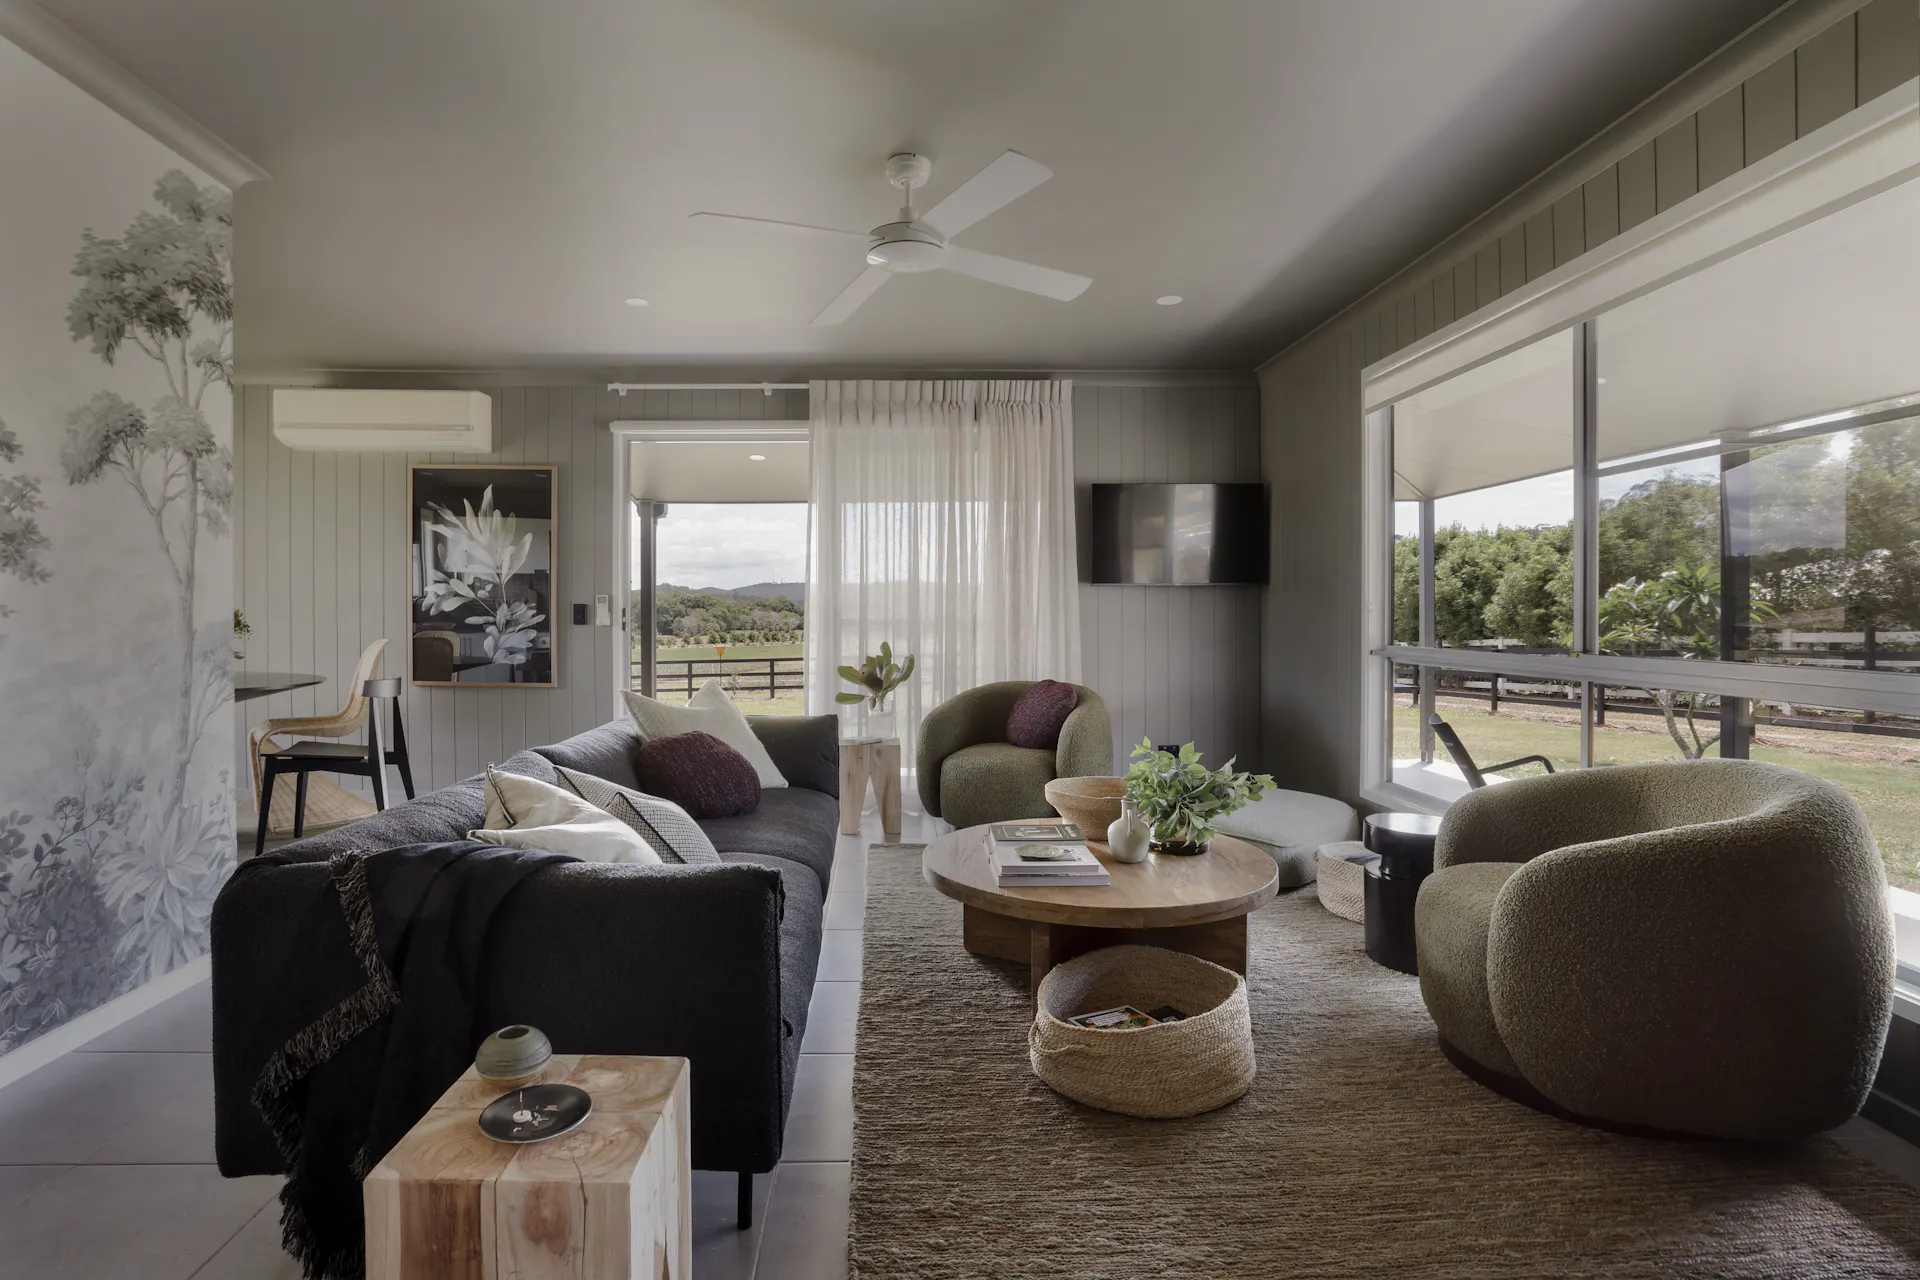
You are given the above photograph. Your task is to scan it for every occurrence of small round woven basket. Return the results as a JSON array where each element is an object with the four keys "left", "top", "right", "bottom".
[
  {"left": 1029, "top": 945, "right": 1255, "bottom": 1118},
  {"left": 1315, "top": 840, "right": 1371, "bottom": 923}
]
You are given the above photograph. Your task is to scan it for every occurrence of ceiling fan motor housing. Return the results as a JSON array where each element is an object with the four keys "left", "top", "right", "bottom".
[{"left": 866, "top": 221, "right": 946, "bottom": 272}]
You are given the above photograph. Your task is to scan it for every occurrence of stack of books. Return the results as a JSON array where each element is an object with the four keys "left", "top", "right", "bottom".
[{"left": 987, "top": 821, "right": 1110, "bottom": 888}]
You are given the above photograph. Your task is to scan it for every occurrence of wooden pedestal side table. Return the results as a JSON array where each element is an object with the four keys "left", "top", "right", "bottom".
[
  {"left": 365, "top": 1055, "right": 690, "bottom": 1280},
  {"left": 839, "top": 738, "right": 902, "bottom": 836}
]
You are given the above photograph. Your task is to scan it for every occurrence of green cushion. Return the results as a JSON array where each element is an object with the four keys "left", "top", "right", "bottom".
[
  {"left": 1415, "top": 862, "right": 1525, "bottom": 1079},
  {"left": 940, "top": 742, "right": 1058, "bottom": 830}
]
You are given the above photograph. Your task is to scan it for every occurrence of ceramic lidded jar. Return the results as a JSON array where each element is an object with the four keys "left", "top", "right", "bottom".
[
  {"left": 476, "top": 1024, "right": 553, "bottom": 1089},
  {"left": 1106, "top": 796, "right": 1152, "bottom": 864}
]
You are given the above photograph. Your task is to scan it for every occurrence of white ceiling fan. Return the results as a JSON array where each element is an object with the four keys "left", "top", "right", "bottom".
[{"left": 690, "top": 151, "right": 1092, "bottom": 326}]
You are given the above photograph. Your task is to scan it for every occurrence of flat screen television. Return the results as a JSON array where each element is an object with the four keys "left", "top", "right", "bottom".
[{"left": 1086, "top": 483, "right": 1268, "bottom": 584}]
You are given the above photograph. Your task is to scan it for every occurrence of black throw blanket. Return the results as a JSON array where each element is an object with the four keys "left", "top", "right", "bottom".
[{"left": 232, "top": 840, "right": 575, "bottom": 1280}]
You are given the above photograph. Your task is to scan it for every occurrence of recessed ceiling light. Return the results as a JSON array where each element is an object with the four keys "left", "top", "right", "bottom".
[
  {"left": 1156, "top": 295, "right": 1183, "bottom": 306},
  {"left": 623, "top": 297, "right": 650, "bottom": 307},
  {"left": 748, "top": 453, "right": 767, "bottom": 462}
]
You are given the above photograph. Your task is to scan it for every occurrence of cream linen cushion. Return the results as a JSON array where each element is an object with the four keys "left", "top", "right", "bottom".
[
  {"left": 470, "top": 767, "right": 662, "bottom": 864},
  {"left": 619, "top": 678, "right": 788, "bottom": 789}
]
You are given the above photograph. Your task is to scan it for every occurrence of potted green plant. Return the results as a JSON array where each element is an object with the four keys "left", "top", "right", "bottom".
[
  {"left": 232, "top": 609, "right": 251, "bottom": 663},
  {"left": 1123, "top": 739, "right": 1273, "bottom": 856},
  {"left": 835, "top": 642, "right": 915, "bottom": 739}
]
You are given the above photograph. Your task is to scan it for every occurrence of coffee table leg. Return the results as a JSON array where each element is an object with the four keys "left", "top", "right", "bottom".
[
  {"left": 961, "top": 905, "right": 1029, "bottom": 965},
  {"left": 837, "top": 744, "right": 867, "bottom": 836}
]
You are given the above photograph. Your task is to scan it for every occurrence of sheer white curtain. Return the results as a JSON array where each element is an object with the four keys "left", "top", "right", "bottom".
[{"left": 805, "top": 379, "right": 1081, "bottom": 772}]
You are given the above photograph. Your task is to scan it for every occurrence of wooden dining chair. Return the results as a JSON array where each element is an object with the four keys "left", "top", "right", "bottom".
[
  {"left": 249, "top": 638, "right": 401, "bottom": 833},
  {"left": 254, "top": 677, "right": 413, "bottom": 857}
]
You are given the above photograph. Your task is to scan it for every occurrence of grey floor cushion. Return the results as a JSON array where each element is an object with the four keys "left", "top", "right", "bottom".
[{"left": 1212, "top": 789, "right": 1361, "bottom": 888}]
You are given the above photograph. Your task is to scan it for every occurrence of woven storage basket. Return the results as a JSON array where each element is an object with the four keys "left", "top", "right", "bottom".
[
  {"left": 1315, "top": 840, "right": 1373, "bottom": 923},
  {"left": 1029, "top": 945, "right": 1255, "bottom": 1118}
]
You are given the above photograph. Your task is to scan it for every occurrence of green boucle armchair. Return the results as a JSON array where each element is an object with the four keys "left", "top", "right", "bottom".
[
  {"left": 1415, "top": 759, "right": 1893, "bottom": 1141},
  {"left": 916, "top": 682, "right": 1113, "bottom": 830}
]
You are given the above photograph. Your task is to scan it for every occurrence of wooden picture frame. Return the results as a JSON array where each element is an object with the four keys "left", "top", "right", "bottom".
[{"left": 409, "top": 463, "right": 558, "bottom": 687}]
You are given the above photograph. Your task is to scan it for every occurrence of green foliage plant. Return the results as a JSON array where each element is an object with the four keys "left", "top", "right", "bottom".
[
  {"left": 1123, "top": 739, "right": 1274, "bottom": 851},
  {"left": 835, "top": 641, "right": 915, "bottom": 711}
]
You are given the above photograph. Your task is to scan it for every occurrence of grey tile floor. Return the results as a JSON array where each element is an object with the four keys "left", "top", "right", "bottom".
[
  {"left": 0, "top": 807, "right": 926, "bottom": 1279},
  {"left": 5, "top": 807, "right": 1919, "bottom": 1278}
]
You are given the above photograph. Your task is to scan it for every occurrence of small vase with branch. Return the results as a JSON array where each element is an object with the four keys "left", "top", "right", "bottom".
[{"left": 836, "top": 642, "right": 915, "bottom": 740}]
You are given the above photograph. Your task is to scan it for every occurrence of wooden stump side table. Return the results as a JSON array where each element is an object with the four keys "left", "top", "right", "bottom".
[
  {"left": 838, "top": 738, "right": 902, "bottom": 836},
  {"left": 365, "top": 1055, "right": 690, "bottom": 1280}
]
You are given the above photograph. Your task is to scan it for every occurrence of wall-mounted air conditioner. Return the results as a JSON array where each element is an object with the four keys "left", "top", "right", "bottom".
[{"left": 271, "top": 389, "right": 493, "bottom": 453}]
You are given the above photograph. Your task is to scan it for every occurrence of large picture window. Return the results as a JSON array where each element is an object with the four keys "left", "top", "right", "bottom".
[{"left": 1369, "top": 171, "right": 1920, "bottom": 902}]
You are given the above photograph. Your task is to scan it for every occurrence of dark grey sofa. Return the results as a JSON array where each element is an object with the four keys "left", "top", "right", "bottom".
[{"left": 211, "top": 713, "right": 840, "bottom": 1215}]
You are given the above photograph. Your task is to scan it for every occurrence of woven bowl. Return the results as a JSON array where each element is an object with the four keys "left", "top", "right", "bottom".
[
  {"left": 1043, "top": 776, "right": 1128, "bottom": 843},
  {"left": 1030, "top": 945, "right": 1255, "bottom": 1118}
]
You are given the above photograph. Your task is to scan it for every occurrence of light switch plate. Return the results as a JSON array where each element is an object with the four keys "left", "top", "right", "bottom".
[{"left": 594, "top": 594, "right": 610, "bottom": 626}]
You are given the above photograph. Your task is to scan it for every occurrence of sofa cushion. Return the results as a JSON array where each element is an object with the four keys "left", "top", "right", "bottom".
[
  {"left": 622, "top": 682, "right": 788, "bottom": 789},
  {"left": 635, "top": 731, "right": 761, "bottom": 819},
  {"left": 553, "top": 766, "right": 722, "bottom": 865},
  {"left": 1414, "top": 861, "right": 1526, "bottom": 1078},
  {"left": 472, "top": 767, "right": 662, "bottom": 864},
  {"left": 940, "top": 742, "right": 1057, "bottom": 831},
  {"left": 533, "top": 722, "right": 645, "bottom": 791},
  {"left": 1006, "top": 679, "right": 1078, "bottom": 749},
  {"left": 746, "top": 715, "right": 840, "bottom": 797},
  {"left": 1211, "top": 788, "right": 1362, "bottom": 888},
  {"left": 699, "top": 788, "right": 840, "bottom": 895}
]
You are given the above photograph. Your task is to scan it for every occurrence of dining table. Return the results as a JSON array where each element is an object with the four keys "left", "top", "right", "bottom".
[{"left": 233, "top": 671, "right": 327, "bottom": 703}]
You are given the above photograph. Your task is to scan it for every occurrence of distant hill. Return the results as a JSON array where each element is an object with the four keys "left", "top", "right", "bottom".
[{"left": 661, "top": 581, "right": 805, "bottom": 606}]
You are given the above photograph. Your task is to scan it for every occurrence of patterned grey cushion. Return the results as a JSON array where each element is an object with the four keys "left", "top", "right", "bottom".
[{"left": 553, "top": 765, "right": 722, "bottom": 865}]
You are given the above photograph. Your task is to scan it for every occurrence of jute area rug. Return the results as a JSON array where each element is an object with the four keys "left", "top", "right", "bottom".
[{"left": 851, "top": 844, "right": 1920, "bottom": 1279}]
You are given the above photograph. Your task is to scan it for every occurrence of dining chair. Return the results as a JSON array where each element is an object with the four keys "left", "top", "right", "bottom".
[
  {"left": 254, "top": 677, "right": 413, "bottom": 857},
  {"left": 249, "top": 638, "right": 402, "bottom": 833}
]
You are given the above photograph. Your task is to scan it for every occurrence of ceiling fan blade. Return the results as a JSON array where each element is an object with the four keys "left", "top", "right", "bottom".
[
  {"left": 812, "top": 266, "right": 891, "bottom": 326},
  {"left": 919, "top": 150, "right": 1053, "bottom": 239},
  {"left": 942, "top": 247, "right": 1091, "bottom": 302},
  {"left": 689, "top": 211, "right": 869, "bottom": 242}
]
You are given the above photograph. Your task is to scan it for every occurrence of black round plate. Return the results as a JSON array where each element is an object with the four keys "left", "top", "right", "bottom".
[{"left": 477, "top": 1083, "right": 593, "bottom": 1143}]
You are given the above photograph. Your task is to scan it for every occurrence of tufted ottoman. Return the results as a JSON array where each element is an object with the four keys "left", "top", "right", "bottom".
[{"left": 1211, "top": 789, "right": 1361, "bottom": 888}]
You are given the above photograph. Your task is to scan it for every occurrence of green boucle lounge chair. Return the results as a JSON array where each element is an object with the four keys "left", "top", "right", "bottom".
[{"left": 1416, "top": 758, "right": 1894, "bottom": 1141}]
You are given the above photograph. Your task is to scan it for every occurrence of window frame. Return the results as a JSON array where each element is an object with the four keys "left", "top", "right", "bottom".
[{"left": 1357, "top": 81, "right": 1920, "bottom": 810}]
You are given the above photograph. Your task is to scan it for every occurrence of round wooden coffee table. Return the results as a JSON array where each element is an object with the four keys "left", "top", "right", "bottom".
[{"left": 923, "top": 823, "right": 1279, "bottom": 994}]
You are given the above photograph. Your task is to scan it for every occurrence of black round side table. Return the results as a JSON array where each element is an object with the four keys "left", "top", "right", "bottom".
[{"left": 1362, "top": 812, "right": 1442, "bottom": 975}]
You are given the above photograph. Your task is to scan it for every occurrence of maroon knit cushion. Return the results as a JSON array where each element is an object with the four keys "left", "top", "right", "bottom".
[
  {"left": 1006, "top": 680, "right": 1079, "bottom": 750},
  {"left": 631, "top": 731, "right": 761, "bottom": 819}
]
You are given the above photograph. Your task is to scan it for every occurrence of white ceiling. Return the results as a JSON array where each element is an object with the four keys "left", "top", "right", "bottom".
[
  {"left": 630, "top": 439, "right": 811, "bottom": 503},
  {"left": 38, "top": 0, "right": 1778, "bottom": 375}
]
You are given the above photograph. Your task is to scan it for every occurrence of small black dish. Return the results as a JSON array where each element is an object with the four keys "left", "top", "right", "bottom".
[{"left": 477, "top": 1083, "right": 593, "bottom": 1143}]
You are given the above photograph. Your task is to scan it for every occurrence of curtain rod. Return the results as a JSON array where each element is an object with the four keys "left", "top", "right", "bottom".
[{"left": 607, "top": 382, "right": 808, "bottom": 396}]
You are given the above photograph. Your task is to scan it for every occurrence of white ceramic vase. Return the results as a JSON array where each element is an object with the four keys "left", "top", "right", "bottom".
[{"left": 1106, "top": 796, "right": 1152, "bottom": 864}]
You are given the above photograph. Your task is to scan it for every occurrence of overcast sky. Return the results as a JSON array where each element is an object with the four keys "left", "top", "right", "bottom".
[{"left": 640, "top": 502, "right": 809, "bottom": 588}]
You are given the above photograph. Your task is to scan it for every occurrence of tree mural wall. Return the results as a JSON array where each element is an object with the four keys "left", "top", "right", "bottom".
[{"left": 0, "top": 29, "right": 235, "bottom": 1061}]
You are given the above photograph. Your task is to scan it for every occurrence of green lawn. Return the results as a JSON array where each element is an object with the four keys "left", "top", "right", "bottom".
[{"left": 1396, "top": 695, "right": 1920, "bottom": 890}]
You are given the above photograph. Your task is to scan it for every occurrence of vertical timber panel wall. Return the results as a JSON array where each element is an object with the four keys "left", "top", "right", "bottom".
[
  {"left": 1258, "top": 0, "right": 1920, "bottom": 803},
  {"left": 1074, "top": 383, "right": 1264, "bottom": 770},
  {"left": 232, "top": 383, "right": 809, "bottom": 796}
]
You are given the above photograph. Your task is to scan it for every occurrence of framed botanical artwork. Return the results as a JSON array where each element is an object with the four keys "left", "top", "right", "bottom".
[{"left": 409, "top": 464, "right": 558, "bottom": 687}]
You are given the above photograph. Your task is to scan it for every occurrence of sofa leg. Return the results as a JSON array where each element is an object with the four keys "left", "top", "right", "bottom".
[{"left": 737, "top": 1170, "right": 753, "bottom": 1230}]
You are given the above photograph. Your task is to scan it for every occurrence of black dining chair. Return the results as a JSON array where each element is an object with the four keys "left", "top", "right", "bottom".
[
  {"left": 253, "top": 677, "right": 414, "bottom": 856},
  {"left": 1427, "top": 714, "right": 1556, "bottom": 790}
]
